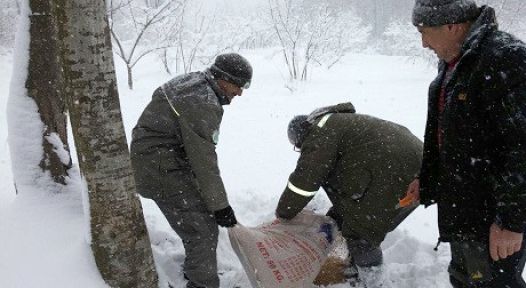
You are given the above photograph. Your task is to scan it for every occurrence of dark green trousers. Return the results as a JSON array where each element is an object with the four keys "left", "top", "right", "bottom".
[
  {"left": 131, "top": 149, "right": 220, "bottom": 288},
  {"left": 158, "top": 202, "right": 219, "bottom": 288}
]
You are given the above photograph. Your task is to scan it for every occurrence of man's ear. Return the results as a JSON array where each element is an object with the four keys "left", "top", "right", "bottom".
[{"left": 449, "top": 23, "right": 466, "bottom": 35}]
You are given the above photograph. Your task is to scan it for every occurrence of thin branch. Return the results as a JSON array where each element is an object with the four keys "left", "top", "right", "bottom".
[
  {"left": 110, "top": 28, "right": 127, "bottom": 63},
  {"left": 130, "top": 45, "right": 176, "bottom": 67}
]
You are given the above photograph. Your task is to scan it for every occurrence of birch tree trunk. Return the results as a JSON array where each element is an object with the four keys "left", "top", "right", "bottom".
[
  {"left": 55, "top": 0, "right": 158, "bottom": 286},
  {"left": 27, "top": 0, "right": 70, "bottom": 185}
]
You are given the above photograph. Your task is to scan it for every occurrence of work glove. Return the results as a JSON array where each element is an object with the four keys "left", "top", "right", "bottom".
[
  {"left": 326, "top": 206, "right": 343, "bottom": 231},
  {"left": 214, "top": 206, "right": 237, "bottom": 227}
]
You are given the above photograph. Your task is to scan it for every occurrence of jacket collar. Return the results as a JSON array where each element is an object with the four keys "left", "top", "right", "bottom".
[
  {"left": 434, "top": 6, "right": 497, "bottom": 85},
  {"left": 435, "top": 6, "right": 497, "bottom": 70},
  {"left": 461, "top": 6, "right": 498, "bottom": 57},
  {"left": 306, "top": 102, "right": 356, "bottom": 124},
  {"left": 204, "top": 69, "right": 230, "bottom": 105}
]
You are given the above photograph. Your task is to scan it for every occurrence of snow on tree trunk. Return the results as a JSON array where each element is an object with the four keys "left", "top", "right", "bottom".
[
  {"left": 7, "top": 0, "right": 70, "bottom": 193},
  {"left": 55, "top": 0, "right": 158, "bottom": 287},
  {"left": 28, "top": 0, "right": 70, "bottom": 185}
]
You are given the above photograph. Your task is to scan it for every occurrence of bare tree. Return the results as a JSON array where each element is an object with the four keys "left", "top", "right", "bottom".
[
  {"left": 154, "top": 0, "right": 216, "bottom": 74},
  {"left": 155, "top": 0, "right": 274, "bottom": 76},
  {"left": 176, "top": 4, "right": 214, "bottom": 73},
  {"left": 55, "top": 0, "right": 158, "bottom": 286},
  {"left": 153, "top": 0, "right": 274, "bottom": 76},
  {"left": 268, "top": 0, "right": 368, "bottom": 81},
  {"left": 109, "top": 0, "right": 181, "bottom": 89}
]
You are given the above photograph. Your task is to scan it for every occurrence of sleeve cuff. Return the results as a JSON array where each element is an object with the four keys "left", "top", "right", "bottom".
[
  {"left": 276, "top": 186, "right": 313, "bottom": 219},
  {"left": 497, "top": 214, "right": 526, "bottom": 233}
]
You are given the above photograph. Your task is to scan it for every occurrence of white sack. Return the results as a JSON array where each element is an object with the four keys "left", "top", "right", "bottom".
[{"left": 228, "top": 211, "right": 337, "bottom": 288}]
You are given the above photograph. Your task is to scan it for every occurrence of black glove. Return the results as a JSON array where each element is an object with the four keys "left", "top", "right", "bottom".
[
  {"left": 326, "top": 206, "right": 343, "bottom": 231},
  {"left": 214, "top": 206, "right": 237, "bottom": 227}
]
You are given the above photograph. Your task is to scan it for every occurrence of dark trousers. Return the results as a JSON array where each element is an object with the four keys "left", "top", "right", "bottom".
[
  {"left": 157, "top": 202, "right": 220, "bottom": 288},
  {"left": 326, "top": 207, "right": 384, "bottom": 267},
  {"left": 132, "top": 150, "right": 219, "bottom": 287},
  {"left": 448, "top": 238, "right": 526, "bottom": 288},
  {"left": 347, "top": 238, "right": 383, "bottom": 267}
]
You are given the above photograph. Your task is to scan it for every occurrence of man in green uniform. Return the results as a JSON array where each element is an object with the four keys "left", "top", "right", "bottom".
[
  {"left": 130, "top": 53, "right": 252, "bottom": 288},
  {"left": 276, "top": 103, "right": 422, "bottom": 285}
]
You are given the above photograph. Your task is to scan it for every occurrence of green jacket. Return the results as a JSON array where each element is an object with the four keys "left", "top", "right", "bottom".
[
  {"left": 130, "top": 71, "right": 230, "bottom": 212},
  {"left": 276, "top": 103, "right": 423, "bottom": 246}
]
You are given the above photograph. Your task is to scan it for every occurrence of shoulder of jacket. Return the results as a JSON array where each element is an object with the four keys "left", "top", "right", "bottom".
[
  {"left": 164, "top": 73, "right": 220, "bottom": 106},
  {"left": 313, "top": 113, "right": 334, "bottom": 128},
  {"left": 313, "top": 112, "right": 370, "bottom": 129},
  {"left": 482, "top": 31, "right": 526, "bottom": 58}
]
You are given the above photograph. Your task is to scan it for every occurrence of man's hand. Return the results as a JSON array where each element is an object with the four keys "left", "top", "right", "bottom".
[
  {"left": 214, "top": 206, "right": 237, "bottom": 228},
  {"left": 489, "top": 223, "right": 523, "bottom": 261}
]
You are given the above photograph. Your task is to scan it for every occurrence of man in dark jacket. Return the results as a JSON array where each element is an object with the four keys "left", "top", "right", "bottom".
[
  {"left": 405, "top": 1, "right": 526, "bottom": 287},
  {"left": 130, "top": 53, "right": 252, "bottom": 288},
  {"left": 275, "top": 103, "right": 423, "bottom": 285}
]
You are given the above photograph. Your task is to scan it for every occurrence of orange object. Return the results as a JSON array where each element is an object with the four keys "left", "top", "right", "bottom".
[{"left": 398, "top": 194, "right": 415, "bottom": 208}]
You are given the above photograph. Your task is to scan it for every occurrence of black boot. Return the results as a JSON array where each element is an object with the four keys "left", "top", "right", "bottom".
[{"left": 345, "top": 263, "right": 364, "bottom": 287}]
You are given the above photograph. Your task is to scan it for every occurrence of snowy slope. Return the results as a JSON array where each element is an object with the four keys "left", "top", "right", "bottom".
[{"left": 0, "top": 49, "right": 499, "bottom": 287}]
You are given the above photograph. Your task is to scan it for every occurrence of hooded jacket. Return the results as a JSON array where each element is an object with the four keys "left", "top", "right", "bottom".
[
  {"left": 419, "top": 6, "right": 526, "bottom": 242},
  {"left": 276, "top": 103, "right": 423, "bottom": 246},
  {"left": 130, "top": 71, "right": 230, "bottom": 212}
]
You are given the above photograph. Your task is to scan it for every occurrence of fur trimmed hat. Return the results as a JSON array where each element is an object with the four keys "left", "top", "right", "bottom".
[
  {"left": 209, "top": 53, "right": 253, "bottom": 89},
  {"left": 412, "top": 0, "right": 480, "bottom": 27},
  {"left": 287, "top": 115, "right": 311, "bottom": 149}
]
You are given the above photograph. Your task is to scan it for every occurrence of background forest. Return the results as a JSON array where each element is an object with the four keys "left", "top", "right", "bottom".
[{"left": 1, "top": 0, "right": 524, "bottom": 83}]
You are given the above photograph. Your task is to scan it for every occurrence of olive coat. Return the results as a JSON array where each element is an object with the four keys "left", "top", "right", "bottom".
[{"left": 277, "top": 103, "right": 423, "bottom": 246}]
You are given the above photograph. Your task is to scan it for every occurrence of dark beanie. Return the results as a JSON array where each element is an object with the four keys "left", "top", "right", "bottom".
[
  {"left": 287, "top": 115, "right": 311, "bottom": 149},
  {"left": 412, "top": 0, "right": 480, "bottom": 27},
  {"left": 209, "top": 53, "right": 253, "bottom": 89}
]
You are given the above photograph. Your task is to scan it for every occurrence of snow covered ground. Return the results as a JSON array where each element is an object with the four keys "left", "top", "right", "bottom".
[{"left": 0, "top": 49, "right": 496, "bottom": 287}]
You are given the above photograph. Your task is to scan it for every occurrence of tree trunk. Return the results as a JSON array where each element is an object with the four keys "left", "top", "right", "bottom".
[
  {"left": 162, "top": 49, "right": 171, "bottom": 75},
  {"left": 176, "top": 46, "right": 182, "bottom": 73},
  {"left": 28, "top": 0, "right": 70, "bottom": 185},
  {"left": 127, "top": 64, "right": 134, "bottom": 90},
  {"left": 55, "top": 0, "right": 158, "bottom": 287}
]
